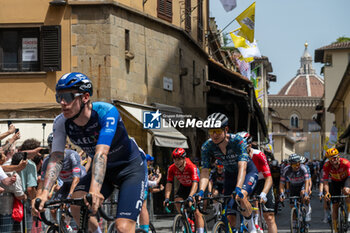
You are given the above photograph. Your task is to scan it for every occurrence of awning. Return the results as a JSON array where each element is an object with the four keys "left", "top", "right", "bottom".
[{"left": 117, "top": 104, "right": 188, "bottom": 148}]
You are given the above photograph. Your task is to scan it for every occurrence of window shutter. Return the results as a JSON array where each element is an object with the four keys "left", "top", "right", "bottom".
[
  {"left": 40, "top": 25, "right": 61, "bottom": 71},
  {"left": 158, "top": 0, "right": 172, "bottom": 22},
  {"left": 197, "top": 0, "right": 203, "bottom": 43},
  {"left": 185, "top": 0, "right": 191, "bottom": 32}
]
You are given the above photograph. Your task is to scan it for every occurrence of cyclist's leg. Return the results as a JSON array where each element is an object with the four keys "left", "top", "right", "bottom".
[
  {"left": 114, "top": 155, "right": 147, "bottom": 233},
  {"left": 194, "top": 209, "right": 205, "bottom": 232},
  {"left": 174, "top": 184, "right": 188, "bottom": 213},
  {"left": 224, "top": 171, "right": 237, "bottom": 229},
  {"left": 262, "top": 186, "right": 277, "bottom": 233},
  {"left": 240, "top": 170, "right": 258, "bottom": 232},
  {"left": 139, "top": 198, "right": 149, "bottom": 232},
  {"left": 330, "top": 180, "right": 342, "bottom": 230},
  {"left": 342, "top": 177, "right": 350, "bottom": 222}
]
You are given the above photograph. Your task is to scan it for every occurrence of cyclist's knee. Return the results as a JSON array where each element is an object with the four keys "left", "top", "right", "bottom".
[
  {"left": 115, "top": 218, "right": 136, "bottom": 233},
  {"left": 263, "top": 212, "right": 275, "bottom": 223}
]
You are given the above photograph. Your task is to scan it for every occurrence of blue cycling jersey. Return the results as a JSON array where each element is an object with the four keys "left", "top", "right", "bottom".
[
  {"left": 52, "top": 102, "right": 140, "bottom": 167},
  {"left": 201, "top": 133, "right": 255, "bottom": 173}
]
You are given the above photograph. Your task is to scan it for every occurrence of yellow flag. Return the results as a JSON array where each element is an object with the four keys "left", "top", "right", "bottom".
[
  {"left": 229, "top": 29, "right": 248, "bottom": 48},
  {"left": 236, "top": 2, "right": 255, "bottom": 43}
]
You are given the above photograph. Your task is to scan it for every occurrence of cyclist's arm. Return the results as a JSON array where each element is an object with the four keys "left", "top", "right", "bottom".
[
  {"left": 69, "top": 177, "right": 80, "bottom": 197},
  {"left": 41, "top": 151, "right": 64, "bottom": 197},
  {"left": 279, "top": 181, "right": 285, "bottom": 195},
  {"left": 324, "top": 180, "right": 330, "bottom": 194},
  {"left": 189, "top": 181, "right": 198, "bottom": 197},
  {"left": 89, "top": 144, "right": 109, "bottom": 194},
  {"left": 198, "top": 168, "right": 209, "bottom": 192},
  {"left": 262, "top": 175, "right": 273, "bottom": 194},
  {"left": 164, "top": 182, "right": 172, "bottom": 199},
  {"left": 236, "top": 161, "right": 247, "bottom": 189},
  {"left": 208, "top": 179, "right": 213, "bottom": 193}
]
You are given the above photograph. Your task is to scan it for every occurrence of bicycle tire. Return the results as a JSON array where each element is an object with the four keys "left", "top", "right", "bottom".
[
  {"left": 44, "top": 225, "right": 59, "bottom": 233},
  {"left": 338, "top": 205, "right": 346, "bottom": 233},
  {"left": 301, "top": 206, "right": 308, "bottom": 233},
  {"left": 149, "top": 222, "right": 157, "bottom": 233},
  {"left": 290, "top": 207, "right": 299, "bottom": 233},
  {"left": 211, "top": 221, "right": 226, "bottom": 233},
  {"left": 107, "top": 221, "right": 116, "bottom": 233},
  {"left": 172, "top": 214, "right": 190, "bottom": 233}
]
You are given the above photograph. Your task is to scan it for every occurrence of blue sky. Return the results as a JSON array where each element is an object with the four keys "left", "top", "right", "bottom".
[{"left": 209, "top": 0, "right": 350, "bottom": 94}]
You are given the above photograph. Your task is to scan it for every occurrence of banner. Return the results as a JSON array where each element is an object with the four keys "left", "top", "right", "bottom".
[{"left": 236, "top": 2, "right": 255, "bottom": 42}]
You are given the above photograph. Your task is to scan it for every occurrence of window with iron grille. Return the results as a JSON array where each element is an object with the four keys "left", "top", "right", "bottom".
[
  {"left": 197, "top": 0, "right": 203, "bottom": 43},
  {"left": 185, "top": 0, "right": 191, "bottom": 32},
  {"left": 158, "top": 0, "right": 172, "bottom": 22},
  {"left": 0, "top": 25, "right": 61, "bottom": 72}
]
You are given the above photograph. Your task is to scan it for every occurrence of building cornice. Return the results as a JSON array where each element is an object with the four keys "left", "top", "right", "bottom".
[{"left": 268, "top": 95, "right": 322, "bottom": 108}]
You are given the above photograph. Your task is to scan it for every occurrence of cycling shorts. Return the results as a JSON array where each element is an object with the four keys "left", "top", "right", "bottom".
[
  {"left": 175, "top": 184, "right": 192, "bottom": 200},
  {"left": 213, "top": 183, "right": 224, "bottom": 195},
  {"left": 289, "top": 184, "right": 305, "bottom": 205},
  {"left": 251, "top": 179, "right": 275, "bottom": 212},
  {"left": 330, "top": 179, "right": 346, "bottom": 204},
  {"left": 224, "top": 170, "right": 258, "bottom": 215},
  {"left": 74, "top": 154, "right": 147, "bottom": 221},
  {"left": 53, "top": 182, "right": 72, "bottom": 200}
]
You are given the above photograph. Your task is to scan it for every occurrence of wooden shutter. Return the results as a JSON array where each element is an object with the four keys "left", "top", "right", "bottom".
[
  {"left": 197, "top": 0, "right": 203, "bottom": 43},
  {"left": 158, "top": 0, "right": 172, "bottom": 22},
  {"left": 40, "top": 25, "right": 61, "bottom": 71},
  {"left": 185, "top": 0, "right": 191, "bottom": 32}
]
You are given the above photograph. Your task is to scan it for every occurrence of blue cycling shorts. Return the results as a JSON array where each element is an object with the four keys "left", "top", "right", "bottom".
[{"left": 74, "top": 153, "right": 147, "bottom": 221}]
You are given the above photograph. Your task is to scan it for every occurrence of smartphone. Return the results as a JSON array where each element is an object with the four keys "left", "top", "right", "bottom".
[
  {"left": 15, "top": 128, "right": 19, "bottom": 133},
  {"left": 23, "top": 152, "right": 27, "bottom": 160},
  {"left": 7, "top": 121, "right": 12, "bottom": 126},
  {"left": 39, "top": 148, "right": 50, "bottom": 154}
]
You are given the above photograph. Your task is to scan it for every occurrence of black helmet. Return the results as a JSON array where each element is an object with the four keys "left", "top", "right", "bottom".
[
  {"left": 271, "top": 160, "right": 278, "bottom": 167},
  {"left": 47, "top": 132, "right": 53, "bottom": 145},
  {"left": 289, "top": 153, "right": 301, "bottom": 164},
  {"left": 206, "top": 112, "right": 228, "bottom": 128}
]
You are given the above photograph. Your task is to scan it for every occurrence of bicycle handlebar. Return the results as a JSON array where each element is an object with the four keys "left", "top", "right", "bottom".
[{"left": 165, "top": 199, "right": 196, "bottom": 214}]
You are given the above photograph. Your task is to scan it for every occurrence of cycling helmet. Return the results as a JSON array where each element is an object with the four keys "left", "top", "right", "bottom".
[
  {"left": 47, "top": 132, "right": 53, "bottom": 145},
  {"left": 172, "top": 148, "right": 186, "bottom": 159},
  {"left": 236, "top": 131, "right": 252, "bottom": 144},
  {"left": 271, "top": 160, "right": 278, "bottom": 167},
  {"left": 325, "top": 148, "right": 339, "bottom": 159},
  {"left": 300, "top": 156, "right": 307, "bottom": 164},
  {"left": 56, "top": 72, "right": 93, "bottom": 96},
  {"left": 288, "top": 153, "right": 301, "bottom": 164},
  {"left": 206, "top": 112, "right": 228, "bottom": 128},
  {"left": 264, "top": 144, "right": 273, "bottom": 154}
]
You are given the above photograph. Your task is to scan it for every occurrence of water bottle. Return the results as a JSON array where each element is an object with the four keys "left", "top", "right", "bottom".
[
  {"left": 65, "top": 224, "right": 73, "bottom": 233},
  {"left": 188, "top": 218, "right": 195, "bottom": 232}
]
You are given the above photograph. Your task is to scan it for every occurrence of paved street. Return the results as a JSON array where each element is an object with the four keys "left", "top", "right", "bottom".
[{"left": 152, "top": 190, "right": 332, "bottom": 232}]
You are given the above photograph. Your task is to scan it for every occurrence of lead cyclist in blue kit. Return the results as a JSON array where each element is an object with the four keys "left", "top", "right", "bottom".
[
  {"left": 197, "top": 113, "right": 259, "bottom": 233},
  {"left": 33, "top": 72, "right": 147, "bottom": 233}
]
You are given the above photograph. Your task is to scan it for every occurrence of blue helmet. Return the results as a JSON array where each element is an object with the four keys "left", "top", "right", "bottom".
[{"left": 56, "top": 72, "right": 93, "bottom": 96}]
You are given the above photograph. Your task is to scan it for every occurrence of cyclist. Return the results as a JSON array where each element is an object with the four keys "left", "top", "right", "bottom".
[
  {"left": 209, "top": 160, "right": 225, "bottom": 197},
  {"left": 197, "top": 113, "right": 259, "bottom": 233},
  {"left": 238, "top": 132, "right": 277, "bottom": 233},
  {"left": 323, "top": 148, "right": 350, "bottom": 231},
  {"left": 34, "top": 72, "right": 147, "bottom": 233},
  {"left": 163, "top": 148, "right": 204, "bottom": 233},
  {"left": 280, "top": 153, "right": 311, "bottom": 222}
]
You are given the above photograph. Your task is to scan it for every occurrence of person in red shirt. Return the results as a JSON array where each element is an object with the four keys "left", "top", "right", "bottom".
[
  {"left": 238, "top": 132, "right": 277, "bottom": 233},
  {"left": 164, "top": 148, "right": 204, "bottom": 233},
  {"left": 323, "top": 148, "right": 350, "bottom": 230}
]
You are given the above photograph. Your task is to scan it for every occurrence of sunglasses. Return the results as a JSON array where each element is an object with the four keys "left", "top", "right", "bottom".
[
  {"left": 217, "top": 165, "right": 224, "bottom": 168},
  {"left": 208, "top": 128, "right": 224, "bottom": 135},
  {"left": 330, "top": 156, "right": 339, "bottom": 161},
  {"left": 55, "top": 93, "right": 83, "bottom": 104},
  {"left": 291, "top": 163, "right": 300, "bottom": 168}
]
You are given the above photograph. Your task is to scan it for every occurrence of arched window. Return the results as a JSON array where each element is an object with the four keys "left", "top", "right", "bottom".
[{"left": 290, "top": 114, "right": 299, "bottom": 128}]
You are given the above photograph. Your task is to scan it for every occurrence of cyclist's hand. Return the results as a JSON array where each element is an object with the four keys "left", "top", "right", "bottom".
[
  {"left": 343, "top": 187, "right": 350, "bottom": 195},
  {"left": 164, "top": 198, "right": 170, "bottom": 207},
  {"left": 318, "top": 192, "right": 324, "bottom": 201},
  {"left": 324, "top": 192, "right": 331, "bottom": 202},
  {"left": 234, "top": 187, "right": 244, "bottom": 201},
  {"left": 33, "top": 194, "right": 49, "bottom": 215},
  {"left": 86, "top": 191, "right": 104, "bottom": 214},
  {"left": 207, "top": 192, "right": 212, "bottom": 197},
  {"left": 303, "top": 193, "right": 310, "bottom": 202},
  {"left": 31, "top": 199, "right": 40, "bottom": 217},
  {"left": 259, "top": 192, "right": 267, "bottom": 204},
  {"left": 279, "top": 192, "right": 285, "bottom": 202},
  {"left": 194, "top": 190, "right": 204, "bottom": 201},
  {"left": 187, "top": 196, "right": 194, "bottom": 207}
]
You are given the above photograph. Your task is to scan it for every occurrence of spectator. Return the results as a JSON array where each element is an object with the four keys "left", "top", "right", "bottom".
[
  {"left": 0, "top": 150, "right": 17, "bottom": 188},
  {"left": 0, "top": 151, "right": 26, "bottom": 233},
  {"left": 0, "top": 122, "right": 15, "bottom": 141}
]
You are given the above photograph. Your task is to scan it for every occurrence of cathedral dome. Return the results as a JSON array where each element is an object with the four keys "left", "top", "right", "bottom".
[{"left": 278, "top": 43, "right": 324, "bottom": 97}]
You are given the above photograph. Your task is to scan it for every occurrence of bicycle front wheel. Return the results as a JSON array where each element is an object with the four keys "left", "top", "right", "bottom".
[
  {"left": 338, "top": 205, "right": 346, "bottom": 233},
  {"left": 149, "top": 222, "right": 157, "bottom": 233},
  {"left": 44, "top": 225, "right": 59, "bottom": 233},
  {"left": 290, "top": 207, "right": 299, "bottom": 233},
  {"left": 211, "top": 221, "right": 226, "bottom": 233},
  {"left": 107, "top": 221, "right": 116, "bottom": 233},
  {"left": 172, "top": 214, "right": 190, "bottom": 233}
]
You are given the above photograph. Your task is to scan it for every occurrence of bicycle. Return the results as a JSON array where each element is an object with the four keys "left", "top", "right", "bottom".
[
  {"left": 288, "top": 196, "right": 309, "bottom": 233},
  {"left": 329, "top": 195, "right": 349, "bottom": 233},
  {"left": 165, "top": 199, "right": 208, "bottom": 233},
  {"left": 250, "top": 195, "right": 268, "bottom": 232}
]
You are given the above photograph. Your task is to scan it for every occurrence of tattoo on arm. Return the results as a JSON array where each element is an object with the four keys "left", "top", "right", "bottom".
[
  {"left": 43, "top": 153, "right": 64, "bottom": 191},
  {"left": 92, "top": 153, "right": 107, "bottom": 186}
]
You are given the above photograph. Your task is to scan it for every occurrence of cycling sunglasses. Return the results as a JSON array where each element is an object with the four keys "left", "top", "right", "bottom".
[
  {"left": 330, "top": 156, "right": 339, "bottom": 161},
  {"left": 208, "top": 128, "right": 224, "bottom": 135},
  {"left": 55, "top": 93, "right": 83, "bottom": 104},
  {"left": 291, "top": 162, "right": 300, "bottom": 168}
]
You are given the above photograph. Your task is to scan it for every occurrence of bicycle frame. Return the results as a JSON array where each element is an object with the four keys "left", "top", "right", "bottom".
[
  {"left": 289, "top": 196, "right": 308, "bottom": 233},
  {"left": 330, "top": 195, "right": 349, "bottom": 233}
]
